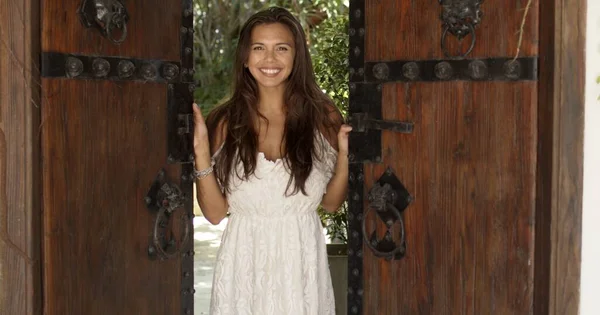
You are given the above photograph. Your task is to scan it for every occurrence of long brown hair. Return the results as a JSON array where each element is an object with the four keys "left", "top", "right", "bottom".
[{"left": 206, "top": 7, "right": 341, "bottom": 195}]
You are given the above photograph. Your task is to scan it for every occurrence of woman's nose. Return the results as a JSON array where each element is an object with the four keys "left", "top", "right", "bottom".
[{"left": 264, "top": 49, "right": 276, "bottom": 61}]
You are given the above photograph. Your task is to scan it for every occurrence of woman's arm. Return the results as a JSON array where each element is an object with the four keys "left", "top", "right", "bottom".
[
  {"left": 320, "top": 109, "right": 352, "bottom": 213},
  {"left": 192, "top": 103, "right": 228, "bottom": 225}
]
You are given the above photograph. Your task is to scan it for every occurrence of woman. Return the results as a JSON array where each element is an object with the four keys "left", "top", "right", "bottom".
[{"left": 191, "top": 7, "right": 351, "bottom": 315}]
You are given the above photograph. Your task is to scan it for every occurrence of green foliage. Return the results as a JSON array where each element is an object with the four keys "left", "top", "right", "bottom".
[
  {"left": 192, "top": 0, "right": 348, "bottom": 115},
  {"left": 311, "top": 13, "right": 349, "bottom": 115},
  {"left": 193, "top": 0, "right": 350, "bottom": 243},
  {"left": 311, "top": 13, "right": 349, "bottom": 244}
]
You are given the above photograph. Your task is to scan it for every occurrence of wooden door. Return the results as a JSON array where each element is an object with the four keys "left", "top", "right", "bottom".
[
  {"left": 347, "top": 1, "right": 544, "bottom": 314},
  {"left": 40, "top": 1, "right": 195, "bottom": 314}
]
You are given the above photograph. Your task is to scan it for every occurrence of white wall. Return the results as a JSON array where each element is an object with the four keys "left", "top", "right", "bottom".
[{"left": 581, "top": 1, "right": 599, "bottom": 314}]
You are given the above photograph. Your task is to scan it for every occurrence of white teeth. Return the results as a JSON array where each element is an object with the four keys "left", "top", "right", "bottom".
[{"left": 260, "top": 68, "right": 281, "bottom": 75}]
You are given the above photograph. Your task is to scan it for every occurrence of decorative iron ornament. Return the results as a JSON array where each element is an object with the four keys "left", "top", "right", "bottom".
[
  {"left": 362, "top": 168, "right": 412, "bottom": 260},
  {"left": 364, "top": 57, "right": 537, "bottom": 82},
  {"left": 439, "top": 0, "right": 484, "bottom": 58},
  {"left": 78, "top": 0, "right": 129, "bottom": 44},
  {"left": 145, "top": 169, "right": 191, "bottom": 261},
  {"left": 41, "top": 52, "right": 182, "bottom": 83}
]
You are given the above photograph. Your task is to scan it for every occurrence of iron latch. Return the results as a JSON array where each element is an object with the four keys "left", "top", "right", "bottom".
[
  {"left": 178, "top": 114, "right": 193, "bottom": 135},
  {"left": 349, "top": 112, "right": 414, "bottom": 134}
]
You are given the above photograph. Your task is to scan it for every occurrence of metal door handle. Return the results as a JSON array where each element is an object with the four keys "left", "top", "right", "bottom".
[
  {"left": 362, "top": 168, "right": 412, "bottom": 260},
  {"left": 145, "top": 169, "right": 191, "bottom": 260}
]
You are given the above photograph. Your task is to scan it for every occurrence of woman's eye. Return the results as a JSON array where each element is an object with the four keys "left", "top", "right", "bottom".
[
  {"left": 253, "top": 46, "right": 263, "bottom": 50},
  {"left": 277, "top": 47, "right": 288, "bottom": 51}
]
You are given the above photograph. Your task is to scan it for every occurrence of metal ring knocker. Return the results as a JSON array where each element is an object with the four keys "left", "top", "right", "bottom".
[
  {"left": 362, "top": 199, "right": 406, "bottom": 259},
  {"left": 105, "top": 17, "right": 128, "bottom": 45},
  {"left": 441, "top": 23, "right": 476, "bottom": 59},
  {"left": 438, "top": 0, "right": 484, "bottom": 59},
  {"left": 78, "top": 0, "right": 130, "bottom": 45},
  {"left": 151, "top": 182, "right": 191, "bottom": 260},
  {"left": 145, "top": 170, "right": 191, "bottom": 260},
  {"left": 361, "top": 173, "right": 412, "bottom": 261}
]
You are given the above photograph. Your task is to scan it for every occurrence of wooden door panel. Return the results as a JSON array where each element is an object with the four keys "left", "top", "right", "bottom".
[
  {"left": 364, "top": 0, "right": 538, "bottom": 60},
  {"left": 42, "top": 81, "right": 180, "bottom": 314},
  {"left": 42, "top": 1, "right": 181, "bottom": 60},
  {"left": 362, "top": 82, "right": 537, "bottom": 314},
  {"left": 41, "top": 1, "right": 194, "bottom": 314},
  {"left": 348, "top": 1, "right": 540, "bottom": 314}
]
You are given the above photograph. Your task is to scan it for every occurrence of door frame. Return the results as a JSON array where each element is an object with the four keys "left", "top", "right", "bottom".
[
  {"left": 534, "top": 0, "right": 585, "bottom": 314},
  {"left": 0, "top": 0, "right": 585, "bottom": 314}
]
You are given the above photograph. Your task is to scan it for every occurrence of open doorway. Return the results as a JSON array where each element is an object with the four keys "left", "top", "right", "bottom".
[{"left": 190, "top": 1, "right": 350, "bottom": 313}]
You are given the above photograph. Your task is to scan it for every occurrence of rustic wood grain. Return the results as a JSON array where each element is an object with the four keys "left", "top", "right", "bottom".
[
  {"left": 363, "top": 82, "right": 537, "bottom": 314},
  {"left": 0, "top": 0, "right": 42, "bottom": 314},
  {"left": 41, "top": 0, "right": 181, "bottom": 61},
  {"left": 365, "top": 0, "right": 539, "bottom": 61},
  {"left": 41, "top": 80, "right": 181, "bottom": 315},
  {"left": 40, "top": 0, "right": 185, "bottom": 313},
  {"left": 535, "top": 0, "right": 585, "bottom": 314},
  {"left": 360, "top": 1, "right": 541, "bottom": 314}
]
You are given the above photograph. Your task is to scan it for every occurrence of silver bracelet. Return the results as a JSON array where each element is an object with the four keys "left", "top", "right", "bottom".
[{"left": 192, "top": 159, "right": 215, "bottom": 180}]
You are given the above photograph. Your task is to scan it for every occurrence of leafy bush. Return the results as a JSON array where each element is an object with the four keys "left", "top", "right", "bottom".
[{"left": 311, "top": 13, "right": 349, "bottom": 244}]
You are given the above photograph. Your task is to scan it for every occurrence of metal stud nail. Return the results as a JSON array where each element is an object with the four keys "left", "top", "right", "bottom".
[
  {"left": 92, "top": 58, "right": 110, "bottom": 77},
  {"left": 65, "top": 57, "right": 84, "bottom": 78},
  {"left": 402, "top": 61, "right": 419, "bottom": 80},
  {"left": 117, "top": 60, "right": 135, "bottom": 78},
  {"left": 503, "top": 60, "right": 521, "bottom": 80},
  {"left": 373, "top": 63, "right": 389, "bottom": 80},
  {"left": 162, "top": 63, "right": 180, "bottom": 81},
  {"left": 468, "top": 60, "right": 488, "bottom": 80},
  {"left": 140, "top": 63, "right": 157, "bottom": 80},
  {"left": 434, "top": 61, "right": 453, "bottom": 80}
]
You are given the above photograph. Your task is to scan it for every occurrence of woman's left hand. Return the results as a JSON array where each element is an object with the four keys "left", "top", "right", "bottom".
[{"left": 337, "top": 124, "right": 352, "bottom": 155}]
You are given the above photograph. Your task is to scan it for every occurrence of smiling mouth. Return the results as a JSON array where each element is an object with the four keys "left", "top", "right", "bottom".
[{"left": 259, "top": 68, "right": 282, "bottom": 75}]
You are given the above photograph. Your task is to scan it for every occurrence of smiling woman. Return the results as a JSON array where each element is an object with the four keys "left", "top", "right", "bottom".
[
  {"left": 191, "top": 6, "right": 350, "bottom": 315},
  {"left": 246, "top": 23, "right": 295, "bottom": 91}
]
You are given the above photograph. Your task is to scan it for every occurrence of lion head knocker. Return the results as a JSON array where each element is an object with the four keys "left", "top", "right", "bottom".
[
  {"left": 78, "top": 0, "right": 129, "bottom": 45},
  {"left": 439, "top": 0, "right": 484, "bottom": 58}
]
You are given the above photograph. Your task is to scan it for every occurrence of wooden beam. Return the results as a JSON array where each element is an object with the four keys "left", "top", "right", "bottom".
[
  {"left": 535, "top": 0, "right": 586, "bottom": 314},
  {"left": 0, "top": 0, "right": 42, "bottom": 314}
]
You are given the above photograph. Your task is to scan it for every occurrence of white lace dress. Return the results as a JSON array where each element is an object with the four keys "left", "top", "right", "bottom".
[{"left": 209, "top": 134, "right": 337, "bottom": 315}]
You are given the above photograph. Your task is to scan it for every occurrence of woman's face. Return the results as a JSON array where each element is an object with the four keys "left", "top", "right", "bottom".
[{"left": 246, "top": 22, "right": 296, "bottom": 91}]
